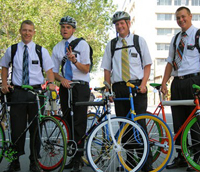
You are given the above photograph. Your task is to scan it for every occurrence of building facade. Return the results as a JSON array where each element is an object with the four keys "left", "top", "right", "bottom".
[{"left": 121, "top": 0, "right": 200, "bottom": 104}]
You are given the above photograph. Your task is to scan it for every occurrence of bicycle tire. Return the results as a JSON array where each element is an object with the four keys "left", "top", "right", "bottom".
[
  {"left": 82, "top": 112, "right": 103, "bottom": 165},
  {"left": 0, "top": 123, "right": 5, "bottom": 163},
  {"left": 53, "top": 115, "right": 71, "bottom": 141},
  {"left": 86, "top": 117, "right": 149, "bottom": 172},
  {"left": 182, "top": 116, "right": 200, "bottom": 171},
  {"left": 134, "top": 113, "right": 174, "bottom": 172},
  {"left": 32, "top": 116, "right": 67, "bottom": 172}
]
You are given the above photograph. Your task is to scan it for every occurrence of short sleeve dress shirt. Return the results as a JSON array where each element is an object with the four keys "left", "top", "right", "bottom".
[
  {"left": 0, "top": 41, "right": 54, "bottom": 86},
  {"left": 52, "top": 35, "right": 90, "bottom": 82},
  {"left": 101, "top": 34, "right": 152, "bottom": 83},
  {"left": 167, "top": 25, "right": 200, "bottom": 76}
]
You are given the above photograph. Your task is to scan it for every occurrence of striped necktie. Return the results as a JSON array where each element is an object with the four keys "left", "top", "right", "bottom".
[
  {"left": 121, "top": 39, "right": 130, "bottom": 82},
  {"left": 65, "top": 41, "right": 73, "bottom": 80},
  {"left": 174, "top": 32, "right": 187, "bottom": 70},
  {"left": 22, "top": 45, "right": 29, "bottom": 85}
]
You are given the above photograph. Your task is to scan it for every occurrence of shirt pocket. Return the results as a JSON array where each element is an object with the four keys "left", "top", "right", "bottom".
[
  {"left": 185, "top": 47, "right": 199, "bottom": 58},
  {"left": 129, "top": 48, "right": 140, "bottom": 64},
  {"left": 30, "top": 60, "right": 41, "bottom": 71}
]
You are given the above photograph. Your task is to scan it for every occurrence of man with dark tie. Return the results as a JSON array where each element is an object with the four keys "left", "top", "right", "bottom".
[
  {"left": 52, "top": 16, "right": 91, "bottom": 172},
  {"left": 162, "top": 6, "right": 200, "bottom": 171},
  {"left": 0, "top": 20, "right": 55, "bottom": 172}
]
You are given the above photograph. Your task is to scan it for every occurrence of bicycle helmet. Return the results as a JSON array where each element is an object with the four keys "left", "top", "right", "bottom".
[
  {"left": 59, "top": 16, "right": 77, "bottom": 28},
  {"left": 112, "top": 11, "right": 130, "bottom": 24}
]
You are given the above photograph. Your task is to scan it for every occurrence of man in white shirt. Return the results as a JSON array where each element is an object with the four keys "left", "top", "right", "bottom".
[
  {"left": 0, "top": 20, "right": 55, "bottom": 172},
  {"left": 162, "top": 6, "right": 200, "bottom": 171},
  {"left": 101, "top": 11, "right": 153, "bottom": 172},
  {"left": 52, "top": 16, "right": 91, "bottom": 172}
]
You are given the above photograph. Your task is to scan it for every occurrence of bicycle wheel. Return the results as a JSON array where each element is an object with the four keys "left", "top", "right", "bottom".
[
  {"left": 53, "top": 115, "right": 71, "bottom": 141},
  {"left": 82, "top": 112, "right": 102, "bottom": 165},
  {"left": 86, "top": 117, "right": 149, "bottom": 172},
  {"left": 32, "top": 116, "right": 67, "bottom": 172},
  {"left": 182, "top": 116, "right": 200, "bottom": 171},
  {"left": 0, "top": 123, "right": 5, "bottom": 163},
  {"left": 134, "top": 113, "right": 174, "bottom": 172}
]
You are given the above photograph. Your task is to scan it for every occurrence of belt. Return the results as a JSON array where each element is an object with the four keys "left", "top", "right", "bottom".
[
  {"left": 174, "top": 73, "right": 200, "bottom": 80},
  {"left": 113, "top": 80, "right": 142, "bottom": 85},
  {"left": 14, "top": 85, "right": 41, "bottom": 89},
  {"left": 72, "top": 80, "right": 89, "bottom": 85}
]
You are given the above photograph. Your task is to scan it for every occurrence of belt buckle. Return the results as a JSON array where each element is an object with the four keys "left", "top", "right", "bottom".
[{"left": 179, "top": 76, "right": 184, "bottom": 79}]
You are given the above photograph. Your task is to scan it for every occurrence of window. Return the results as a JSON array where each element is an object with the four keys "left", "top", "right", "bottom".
[
  {"left": 157, "top": 44, "right": 170, "bottom": 51},
  {"left": 174, "top": 28, "right": 181, "bottom": 35},
  {"left": 157, "top": 28, "right": 172, "bottom": 35},
  {"left": 192, "top": 14, "right": 200, "bottom": 21},
  {"left": 174, "top": 0, "right": 189, "bottom": 5},
  {"left": 192, "top": 0, "right": 200, "bottom": 5},
  {"left": 157, "top": 0, "right": 172, "bottom": 5},
  {"left": 157, "top": 14, "right": 172, "bottom": 20},
  {"left": 156, "top": 58, "right": 167, "bottom": 65}
]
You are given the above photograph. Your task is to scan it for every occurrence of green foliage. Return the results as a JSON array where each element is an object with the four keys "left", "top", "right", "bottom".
[{"left": 0, "top": 0, "right": 116, "bottom": 71}]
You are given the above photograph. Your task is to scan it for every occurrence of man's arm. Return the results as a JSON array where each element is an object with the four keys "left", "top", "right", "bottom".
[
  {"left": 45, "top": 69, "right": 56, "bottom": 90},
  {"left": 1, "top": 67, "right": 11, "bottom": 93},
  {"left": 161, "top": 62, "right": 172, "bottom": 95},
  {"left": 140, "top": 64, "right": 151, "bottom": 93}
]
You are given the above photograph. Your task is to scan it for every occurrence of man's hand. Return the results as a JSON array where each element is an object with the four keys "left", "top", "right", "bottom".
[
  {"left": 161, "top": 84, "right": 168, "bottom": 95},
  {"left": 60, "top": 77, "right": 71, "bottom": 89},
  {"left": 48, "top": 84, "right": 56, "bottom": 91},
  {"left": 1, "top": 85, "right": 13, "bottom": 94},
  {"left": 138, "top": 85, "right": 147, "bottom": 93}
]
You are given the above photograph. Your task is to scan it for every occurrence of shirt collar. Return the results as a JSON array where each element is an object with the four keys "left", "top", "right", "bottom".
[
  {"left": 184, "top": 25, "right": 194, "bottom": 37},
  {"left": 63, "top": 35, "right": 77, "bottom": 43}
]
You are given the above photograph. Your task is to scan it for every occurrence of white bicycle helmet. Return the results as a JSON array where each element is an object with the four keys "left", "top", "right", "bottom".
[
  {"left": 59, "top": 16, "right": 77, "bottom": 28},
  {"left": 112, "top": 11, "right": 130, "bottom": 24}
]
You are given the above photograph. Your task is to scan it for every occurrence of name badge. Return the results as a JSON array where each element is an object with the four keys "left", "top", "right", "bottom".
[
  {"left": 32, "top": 60, "right": 39, "bottom": 64},
  {"left": 131, "top": 53, "right": 137, "bottom": 57},
  {"left": 187, "top": 45, "right": 195, "bottom": 50}
]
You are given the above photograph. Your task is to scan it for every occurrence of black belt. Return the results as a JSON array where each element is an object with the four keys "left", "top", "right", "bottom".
[
  {"left": 174, "top": 73, "right": 200, "bottom": 80},
  {"left": 113, "top": 80, "right": 142, "bottom": 85},
  {"left": 72, "top": 80, "right": 89, "bottom": 85},
  {"left": 14, "top": 85, "right": 41, "bottom": 89}
]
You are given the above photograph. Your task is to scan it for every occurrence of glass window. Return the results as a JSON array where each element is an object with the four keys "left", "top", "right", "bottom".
[
  {"left": 192, "top": 0, "right": 200, "bottom": 5},
  {"left": 174, "top": 0, "right": 189, "bottom": 5},
  {"left": 156, "top": 58, "right": 167, "bottom": 65},
  {"left": 157, "top": 28, "right": 172, "bottom": 35},
  {"left": 157, "top": 0, "right": 172, "bottom": 5},
  {"left": 157, "top": 14, "right": 172, "bottom": 20},
  {"left": 192, "top": 14, "right": 200, "bottom": 21},
  {"left": 157, "top": 44, "right": 170, "bottom": 51},
  {"left": 174, "top": 28, "right": 181, "bottom": 35}
]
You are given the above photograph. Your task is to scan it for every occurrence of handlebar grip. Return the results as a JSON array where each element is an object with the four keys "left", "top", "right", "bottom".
[
  {"left": 126, "top": 82, "right": 135, "bottom": 88},
  {"left": 192, "top": 84, "right": 200, "bottom": 90}
]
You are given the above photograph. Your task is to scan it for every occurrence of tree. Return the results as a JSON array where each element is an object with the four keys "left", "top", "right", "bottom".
[{"left": 0, "top": 0, "right": 116, "bottom": 71}]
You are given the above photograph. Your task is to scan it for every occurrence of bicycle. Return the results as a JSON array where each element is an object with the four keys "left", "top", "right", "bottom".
[
  {"left": 149, "top": 82, "right": 200, "bottom": 171},
  {"left": 54, "top": 81, "right": 150, "bottom": 172},
  {"left": 0, "top": 85, "right": 67, "bottom": 172}
]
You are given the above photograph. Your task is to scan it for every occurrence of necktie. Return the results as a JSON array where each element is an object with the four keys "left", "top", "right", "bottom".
[
  {"left": 64, "top": 41, "right": 72, "bottom": 80},
  {"left": 121, "top": 39, "right": 130, "bottom": 82},
  {"left": 22, "top": 45, "right": 29, "bottom": 85},
  {"left": 174, "top": 32, "right": 187, "bottom": 70}
]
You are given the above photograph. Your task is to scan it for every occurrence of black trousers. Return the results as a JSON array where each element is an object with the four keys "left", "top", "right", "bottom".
[
  {"left": 171, "top": 76, "right": 200, "bottom": 154},
  {"left": 59, "top": 84, "right": 90, "bottom": 159},
  {"left": 112, "top": 82, "right": 153, "bottom": 170},
  {"left": 10, "top": 88, "right": 43, "bottom": 161}
]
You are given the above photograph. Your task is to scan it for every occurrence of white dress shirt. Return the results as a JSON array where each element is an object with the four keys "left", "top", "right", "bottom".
[
  {"left": 101, "top": 34, "right": 152, "bottom": 83},
  {"left": 167, "top": 25, "right": 200, "bottom": 76},
  {"left": 0, "top": 41, "right": 54, "bottom": 85},
  {"left": 52, "top": 35, "right": 90, "bottom": 82}
]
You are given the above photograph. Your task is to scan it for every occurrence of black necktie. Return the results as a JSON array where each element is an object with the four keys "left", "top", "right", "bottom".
[{"left": 22, "top": 45, "right": 29, "bottom": 85}]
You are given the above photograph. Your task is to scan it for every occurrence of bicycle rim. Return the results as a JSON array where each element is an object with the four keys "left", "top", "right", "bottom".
[
  {"left": 134, "top": 114, "right": 174, "bottom": 172},
  {"left": 182, "top": 116, "right": 200, "bottom": 171},
  {"left": 32, "top": 116, "right": 67, "bottom": 172},
  {"left": 86, "top": 117, "right": 149, "bottom": 172},
  {"left": 0, "top": 123, "right": 5, "bottom": 163}
]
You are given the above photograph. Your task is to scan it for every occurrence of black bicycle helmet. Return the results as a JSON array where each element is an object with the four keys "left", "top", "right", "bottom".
[
  {"left": 112, "top": 11, "right": 130, "bottom": 24},
  {"left": 59, "top": 16, "right": 77, "bottom": 28}
]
